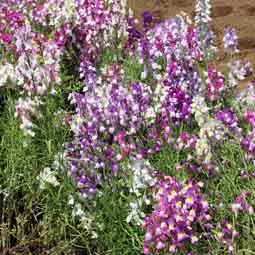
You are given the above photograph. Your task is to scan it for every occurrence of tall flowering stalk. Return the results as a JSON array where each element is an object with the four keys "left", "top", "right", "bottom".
[
  {"left": 190, "top": 94, "right": 226, "bottom": 175},
  {"left": 194, "top": 0, "right": 215, "bottom": 58},
  {"left": 223, "top": 27, "right": 239, "bottom": 54},
  {"left": 206, "top": 66, "right": 225, "bottom": 101},
  {"left": 195, "top": 0, "right": 211, "bottom": 27}
]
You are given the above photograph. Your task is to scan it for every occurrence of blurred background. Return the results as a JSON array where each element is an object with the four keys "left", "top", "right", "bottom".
[{"left": 128, "top": 0, "right": 255, "bottom": 68}]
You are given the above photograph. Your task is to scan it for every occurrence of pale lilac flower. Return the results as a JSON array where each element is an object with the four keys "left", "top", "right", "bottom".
[{"left": 223, "top": 27, "right": 239, "bottom": 54}]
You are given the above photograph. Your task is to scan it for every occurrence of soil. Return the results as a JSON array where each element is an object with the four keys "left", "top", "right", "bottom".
[{"left": 128, "top": 0, "right": 255, "bottom": 88}]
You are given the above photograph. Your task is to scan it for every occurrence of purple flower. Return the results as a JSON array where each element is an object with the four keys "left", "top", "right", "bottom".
[
  {"left": 141, "top": 176, "right": 210, "bottom": 254},
  {"left": 244, "top": 111, "right": 255, "bottom": 128},
  {"left": 223, "top": 27, "right": 239, "bottom": 54},
  {"left": 241, "top": 134, "right": 255, "bottom": 159},
  {"left": 231, "top": 192, "right": 254, "bottom": 215},
  {"left": 206, "top": 66, "right": 225, "bottom": 101},
  {"left": 160, "top": 85, "right": 193, "bottom": 125},
  {"left": 215, "top": 108, "right": 242, "bottom": 135},
  {"left": 216, "top": 220, "right": 239, "bottom": 253},
  {"left": 174, "top": 132, "right": 198, "bottom": 150},
  {"left": 230, "top": 59, "right": 253, "bottom": 80},
  {"left": 67, "top": 64, "right": 153, "bottom": 197},
  {"left": 142, "top": 11, "right": 154, "bottom": 32}
]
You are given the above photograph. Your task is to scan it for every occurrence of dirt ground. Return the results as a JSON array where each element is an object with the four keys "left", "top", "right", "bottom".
[{"left": 128, "top": 0, "right": 255, "bottom": 87}]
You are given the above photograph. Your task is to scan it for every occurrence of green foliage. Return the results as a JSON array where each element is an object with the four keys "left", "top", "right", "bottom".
[{"left": 1, "top": 53, "right": 255, "bottom": 255}]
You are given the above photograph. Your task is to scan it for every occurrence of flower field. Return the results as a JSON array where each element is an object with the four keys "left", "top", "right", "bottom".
[{"left": 0, "top": 0, "right": 255, "bottom": 254}]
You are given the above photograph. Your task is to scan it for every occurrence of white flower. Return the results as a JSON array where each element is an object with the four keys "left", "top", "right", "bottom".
[
  {"left": 68, "top": 195, "right": 75, "bottom": 206},
  {"left": 68, "top": 196, "right": 100, "bottom": 239},
  {"left": 37, "top": 167, "right": 59, "bottom": 190},
  {"left": 126, "top": 200, "right": 145, "bottom": 225},
  {"left": 192, "top": 95, "right": 225, "bottom": 163},
  {"left": 15, "top": 97, "right": 42, "bottom": 136},
  {"left": 195, "top": 0, "right": 212, "bottom": 26},
  {"left": 237, "top": 81, "right": 255, "bottom": 110},
  {"left": 126, "top": 159, "right": 156, "bottom": 225},
  {"left": 129, "top": 159, "right": 156, "bottom": 196},
  {"left": 0, "top": 63, "right": 16, "bottom": 87},
  {"left": 52, "top": 150, "right": 67, "bottom": 171}
]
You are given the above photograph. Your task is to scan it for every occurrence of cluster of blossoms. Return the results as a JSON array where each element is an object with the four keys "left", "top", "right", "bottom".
[
  {"left": 125, "top": 14, "right": 207, "bottom": 152},
  {"left": 67, "top": 64, "right": 153, "bottom": 197},
  {"left": 14, "top": 33, "right": 62, "bottom": 134},
  {"left": 237, "top": 85, "right": 255, "bottom": 159},
  {"left": 2, "top": 0, "right": 255, "bottom": 253},
  {"left": 37, "top": 167, "right": 60, "bottom": 190},
  {"left": 223, "top": 27, "right": 239, "bottom": 54},
  {"left": 68, "top": 195, "right": 102, "bottom": 239},
  {"left": 195, "top": 0, "right": 211, "bottom": 28},
  {"left": 0, "top": 2, "right": 63, "bottom": 135},
  {"left": 173, "top": 132, "right": 203, "bottom": 174},
  {"left": 240, "top": 134, "right": 255, "bottom": 159},
  {"left": 15, "top": 24, "right": 62, "bottom": 95},
  {"left": 0, "top": 2, "right": 25, "bottom": 51},
  {"left": 159, "top": 85, "right": 193, "bottom": 126},
  {"left": 126, "top": 159, "right": 156, "bottom": 225},
  {"left": 216, "top": 221, "right": 239, "bottom": 253},
  {"left": 231, "top": 192, "right": 254, "bottom": 215},
  {"left": 194, "top": 0, "right": 216, "bottom": 58},
  {"left": 237, "top": 80, "right": 255, "bottom": 110},
  {"left": 0, "top": 0, "right": 131, "bottom": 136},
  {"left": 30, "top": 0, "right": 76, "bottom": 27},
  {"left": 206, "top": 66, "right": 225, "bottom": 101},
  {"left": 227, "top": 59, "right": 253, "bottom": 88},
  {"left": 142, "top": 176, "right": 211, "bottom": 254},
  {"left": 215, "top": 108, "right": 242, "bottom": 136},
  {"left": 241, "top": 110, "right": 255, "bottom": 159},
  {"left": 244, "top": 111, "right": 255, "bottom": 128},
  {"left": 192, "top": 95, "right": 224, "bottom": 166},
  {"left": 130, "top": 12, "right": 205, "bottom": 87},
  {"left": 229, "top": 59, "right": 253, "bottom": 81},
  {"left": 174, "top": 132, "right": 197, "bottom": 151},
  {"left": 15, "top": 97, "right": 41, "bottom": 136},
  {"left": 75, "top": 0, "right": 132, "bottom": 91}
]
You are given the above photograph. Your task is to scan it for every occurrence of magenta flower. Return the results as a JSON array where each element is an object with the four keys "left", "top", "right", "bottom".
[
  {"left": 241, "top": 134, "right": 255, "bottom": 159},
  {"left": 231, "top": 192, "right": 254, "bottom": 215},
  {"left": 244, "top": 111, "right": 255, "bottom": 128},
  {"left": 206, "top": 66, "right": 225, "bottom": 101},
  {"left": 215, "top": 108, "right": 242, "bottom": 135},
  {"left": 216, "top": 220, "right": 239, "bottom": 253},
  {"left": 141, "top": 176, "right": 210, "bottom": 254}
]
